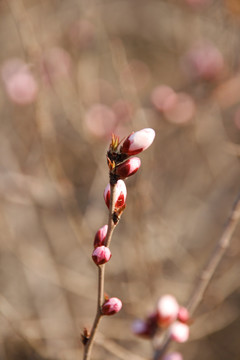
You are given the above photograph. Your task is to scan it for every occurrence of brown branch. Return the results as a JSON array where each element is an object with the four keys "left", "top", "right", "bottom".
[
  {"left": 153, "top": 192, "right": 240, "bottom": 360},
  {"left": 83, "top": 183, "right": 118, "bottom": 360}
]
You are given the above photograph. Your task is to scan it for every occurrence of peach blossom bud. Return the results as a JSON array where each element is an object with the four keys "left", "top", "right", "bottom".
[
  {"left": 157, "top": 295, "right": 179, "bottom": 327},
  {"left": 104, "top": 180, "right": 127, "bottom": 209},
  {"left": 94, "top": 225, "right": 108, "bottom": 248},
  {"left": 92, "top": 246, "right": 111, "bottom": 265},
  {"left": 132, "top": 312, "right": 158, "bottom": 338},
  {"left": 115, "top": 157, "right": 141, "bottom": 179},
  {"left": 163, "top": 352, "right": 183, "bottom": 360},
  {"left": 102, "top": 297, "right": 122, "bottom": 315},
  {"left": 170, "top": 322, "right": 189, "bottom": 343},
  {"left": 120, "top": 128, "right": 155, "bottom": 156},
  {"left": 177, "top": 307, "right": 190, "bottom": 324},
  {"left": 132, "top": 319, "right": 150, "bottom": 337}
]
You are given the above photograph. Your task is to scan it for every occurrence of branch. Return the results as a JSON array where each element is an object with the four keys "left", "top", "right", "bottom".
[
  {"left": 153, "top": 192, "right": 240, "bottom": 360},
  {"left": 83, "top": 183, "right": 117, "bottom": 360}
]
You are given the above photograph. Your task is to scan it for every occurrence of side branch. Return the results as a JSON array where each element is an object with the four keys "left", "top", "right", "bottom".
[
  {"left": 187, "top": 192, "right": 240, "bottom": 314},
  {"left": 153, "top": 192, "right": 240, "bottom": 360}
]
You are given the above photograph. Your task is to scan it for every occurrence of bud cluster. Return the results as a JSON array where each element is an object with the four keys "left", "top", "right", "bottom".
[
  {"left": 91, "top": 128, "right": 155, "bottom": 317},
  {"left": 132, "top": 294, "right": 190, "bottom": 349}
]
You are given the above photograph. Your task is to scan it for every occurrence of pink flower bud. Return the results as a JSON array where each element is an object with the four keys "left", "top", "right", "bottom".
[
  {"left": 132, "top": 319, "right": 150, "bottom": 337},
  {"left": 132, "top": 312, "right": 158, "bottom": 338},
  {"left": 157, "top": 295, "right": 179, "bottom": 327},
  {"left": 120, "top": 128, "right": 155, "bottom": 156},
  {"left": 94, "top": 225, "right": 108, "bottom": 248},
  {"left": 104, "top": 180, "right": 127, "bottom": 209},
  {"left": 92, "top": 246, "right": 111, "bottom": 265},
  {"left": 102, "top": 297, "right": 122, "bottom": 315},
  {"left": 115, "top": 157, "right": 141, "bottom": 179},
  {"left": 170, "top": 322, "right": 189, "bottom": 343},
  {"left": 163, "top": 352, "right": 183, "bottom": 360},
  {"left": 177, "top": 307, "right": 190, "bottom": 324}
]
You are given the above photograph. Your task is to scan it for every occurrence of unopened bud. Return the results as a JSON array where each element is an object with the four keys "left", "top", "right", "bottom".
[
  {"left": 92, "top": 246, "right": 111, "bottom": 265},
  {"left": 94, "top": 225, "right": 108, "bottom": 248},
  {"left": 132, "top": 311, "right": 158, "bottom": 338},
  {"left": 170, "top": 322, "right": 189, "bottom": 343},
  {"left": 157, "top": 295, "right": 179, "bottom": 327},
  {"left": 120, "top": 128, "right": 155, "bottom": 156},
  {"left": 115, "top": 157, "right": 141, "bottom": 179},
  {"left": 102, "top": 297, "right": 122, "bottom": 315},
  {"left": 104, "top": 180, "right": 127, "bottom": 209},
  {"left": 177, "top": 306, "right": 190, "bottom": 324}
]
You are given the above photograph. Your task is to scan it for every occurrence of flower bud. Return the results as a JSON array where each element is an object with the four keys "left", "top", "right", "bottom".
[
  {"left": 132, "top": 319, "right": 150, "bottom": 337},
  {"left": 120, "top": 128, "right": 155, "bottom": 156},
  {"left": 163, "top": 352, "right": 183, "bottom": 360},
  {"left": 132, "top": 312, "right": 158, "bottom": 338},
  {"left": 92, "top": 246, "right": 111, "bottom": 265},
  {"left": 104, "top": 180, "right": 127, "bottom": 209},
  {"left": 157, "top": 295, "right": 179, "bottom": 327},
  {"left": 94, "top": 225, "right": 108, "bottom": 248},
  {"left": 115, "top": 157, "right": 141, "bottom": 179},
  {"left": 170, "top": 322, "right": 189, "bottom": 343},
  {"left": 177, "top": 306, "right": 190, "bottom": 324},
  {"left": 102, "top": 297, "right": 122, "bottom": 315}
]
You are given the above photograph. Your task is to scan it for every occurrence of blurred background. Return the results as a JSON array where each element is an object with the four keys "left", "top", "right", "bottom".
[{"left": 0, "top": 0, "right": 240, "bottom": 359}]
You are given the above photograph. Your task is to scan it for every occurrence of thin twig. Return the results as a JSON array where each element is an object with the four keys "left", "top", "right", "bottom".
[
  {"left": 153, "top": 192, "right": 240, "bottom": 360},
  {"left": 83, "top": 183, "right": 117, "bottom": 360}
]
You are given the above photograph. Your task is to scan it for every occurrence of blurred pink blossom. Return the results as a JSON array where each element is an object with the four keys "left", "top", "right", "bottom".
[
  {"left": 151, "top": 85, "right": 176, "bottom": 112},
  {"left": 177, "top": 306, "right": 190, "bottom": 323},
  {"left": 1, "top": 58, "right": 38, "bottom": 105},
  {"left": 181, "top": 42, "right": 224, "bottom": 81},
  {"left": 163, "top": 352, "right": 183, "bottom": 360},
  {"left": 157, "top": 295, "right": 179, "bottom": 327},
  {"left": 170, "top": 321, "right": 189, "bottom": 343},
  {"left": 41, "top": 47, "right": 72, "bottom": 84},
  {"left": 163, "top": 92, "right": 196, "bottom": 125},
  {"left": 84, "top": 104, "right": 118, "bottom": 138}
]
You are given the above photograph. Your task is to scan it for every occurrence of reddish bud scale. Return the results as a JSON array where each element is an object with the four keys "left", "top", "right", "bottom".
[
  {"left": 102, "top": 297, "right": 122, "bottom": 315},
  {"left": 94, "top": 224, "right": 108, "bottom": 248},
  {"left": 92, "top": 246, "right": 111, "bottom": 265},
  {"left": 115, "top": 157, "right": 141, "bottom": 179}
]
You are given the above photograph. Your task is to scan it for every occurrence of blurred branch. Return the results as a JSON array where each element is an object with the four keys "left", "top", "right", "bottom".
[{"left": 153, "top": 191, "right": 240, "bottom": 359}]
